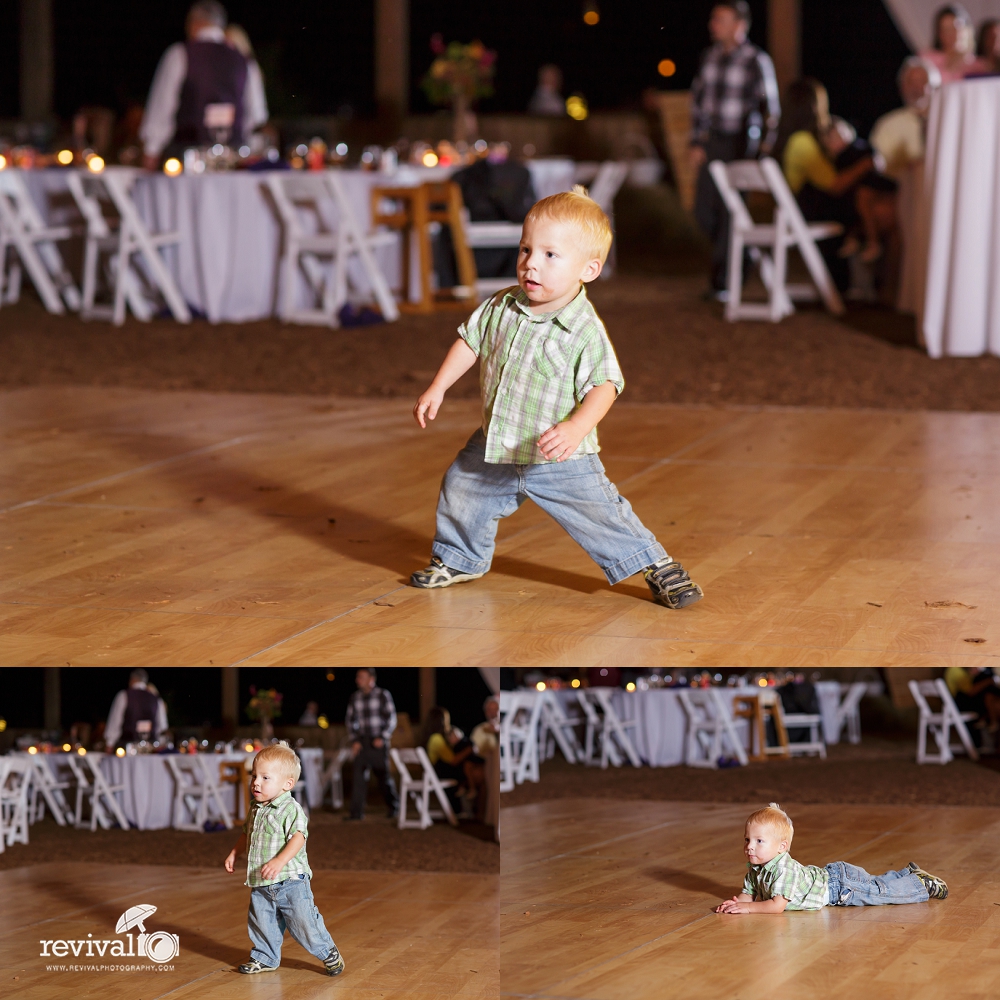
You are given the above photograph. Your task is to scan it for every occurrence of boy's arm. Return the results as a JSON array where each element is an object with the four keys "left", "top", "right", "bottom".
[
  {"left": 414, "top": 338, "right": 478, "bottom": 428},
  {"left": 260, "top": 831, "right": 306, "bottom": 881},
  {"left": 537, "top": 381, "right": 617, "bottom": 462},
  {"left": 224, "top": 832, "right": 247, "bottom": 872},
  {"left": 715, "top": 893, "right": 789, "bottom": 914}
]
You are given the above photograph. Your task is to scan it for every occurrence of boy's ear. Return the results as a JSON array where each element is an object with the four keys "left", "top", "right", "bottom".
[{"left": 581, "top": 257, "right": 603, "bottom": 283}]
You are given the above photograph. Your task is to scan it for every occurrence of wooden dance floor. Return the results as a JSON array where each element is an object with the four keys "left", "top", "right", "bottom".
[
  {"left": 501, "top": 799, "right": 1000, "bottom": 1000},
  {"left": 2, "top": 862, "right": 496, "bottom": 999},
  {"left": 2, "top": 385, "right": 999, "bottom": 665}
]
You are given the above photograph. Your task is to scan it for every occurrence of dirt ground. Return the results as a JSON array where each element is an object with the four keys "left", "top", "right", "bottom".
[
  {"left": 0, "top": 808, "right": 498, "bottom": 873},
  {"left": 500, "top": 737, "right": 1000, "bottom": 809},
  {"left": 4, "top": 185, "right": 1000, "bottom": 412}
]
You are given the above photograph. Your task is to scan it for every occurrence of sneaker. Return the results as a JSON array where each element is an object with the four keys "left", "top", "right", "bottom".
[
  {"left": 908, "top": 862, "right": 948, "bottom": 899},
  {"left": 238, "top": 958, "right": 278, "bottom": 974},
  {"left": 644, "top": 559, "right": 704, "bottom": 609},
  {"left": 324, "top": 948, "right": 346, "bottom": 976},
  {"left": 410, "top": 556, "right": 484, "bottom": 589}
]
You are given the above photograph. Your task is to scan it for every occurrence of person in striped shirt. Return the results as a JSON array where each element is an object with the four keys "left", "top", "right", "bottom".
[
  {"left": 409, "top": 187, "right": 703, "bottom": 611},
  {"left": 715, "top": 803, "right": 948, "bottom": 914}
]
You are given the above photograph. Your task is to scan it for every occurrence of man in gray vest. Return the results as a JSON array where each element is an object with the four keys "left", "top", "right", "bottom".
[
  {"left": 104, "top": 669, "right": 169, "bottom": 748},
  {"left": 140, "top": 1, "right": 267, "bottom": 168}
]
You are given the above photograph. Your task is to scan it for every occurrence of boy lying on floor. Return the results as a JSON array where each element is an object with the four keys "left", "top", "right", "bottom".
[{"left": 715, "top": 803, "right": 948, "bottom": 913}]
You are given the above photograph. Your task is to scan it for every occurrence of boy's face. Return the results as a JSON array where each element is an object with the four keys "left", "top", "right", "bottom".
[
  {"left": 745, "top": 822, "right": 788, "bottom": 865},
  {"left": 251, "top": 761, "right": 294, "bottom": 804},
  {"left": 517, "top": 216, "right": 602, "bottom": 313}
]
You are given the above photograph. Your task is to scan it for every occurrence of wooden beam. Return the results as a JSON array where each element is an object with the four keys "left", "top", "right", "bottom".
[
  {"left": 44, "top": 666, "right": 60, "bottom": 732},
  {"left": 768, "top": 0, "right": 801, "bottom": 98},
  {"left": 20, "top": 0, "right": 53, "bottom": 122},
  {"left": 419, "top": 667, "right": 436, "bottom": 723},
  {"left": 375, "top": 0, "right": 409, "bottom": 128},
  {"left": 221, "top": 667, "right": 239, "bottom": 734}
]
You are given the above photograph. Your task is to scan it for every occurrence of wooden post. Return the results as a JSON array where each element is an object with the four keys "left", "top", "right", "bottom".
[
  {"left": 20, "top": 0, "right": 54, "bottom": 122},
  {"left": 221, "top": 667, "right": 239, "bottom": 735},
  {"left": 768, "top": 0, "right": 801, "bottom": 98},
  {"left": 375, "top": 0, "right": 409, "bottom": 132},
  {"left": 419, "top": 668, "right": 436, "bottom": 723},
  {"left": 44, "top": 666, "right": 60, "bottom": 732}
]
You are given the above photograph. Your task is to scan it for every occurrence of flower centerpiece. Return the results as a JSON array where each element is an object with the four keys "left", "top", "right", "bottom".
[
  {"left": 246, "top": 686, "right": 282, "bottom": 742},
  {"left": 422, "top": 34, "right": 496, "bottom": 143}
]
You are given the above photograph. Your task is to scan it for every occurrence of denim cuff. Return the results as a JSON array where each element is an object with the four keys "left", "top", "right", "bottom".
[
  {"left": 431, "top": 541, "right": 490, "bottom": 575},
  {"left": 603, "top": 542, "right": 668, "bottom": 586}
]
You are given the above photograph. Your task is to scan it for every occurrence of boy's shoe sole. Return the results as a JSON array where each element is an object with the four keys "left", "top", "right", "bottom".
[
  {"left": 908, "top": 862, "right": 948, "bottom": 899},
  {"left": 410, "top": 556, "right": 485, "bottom": 589},
  {"left": 644, "top": 560, "right": 704, "bottom": 609},
  {"left": 324, "top": 952, "right": 346, "bottom": 976},
  {"left": 238, "top": 960, "right": 279, "bottom": 974}
]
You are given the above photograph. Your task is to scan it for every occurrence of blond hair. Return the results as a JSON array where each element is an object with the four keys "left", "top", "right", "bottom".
[
  {"left": 253, "top": 741, "right": 301, "bottom": 783},
  {"left": 746, "top": 802, "right": 794, "bottom": 845},
  {"left": 524, "top": 184, "right": 614, "bottom": 264}
]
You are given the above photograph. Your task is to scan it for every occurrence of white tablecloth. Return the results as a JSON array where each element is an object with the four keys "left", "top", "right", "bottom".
[
  {"left": 921, "top": 78, "right": 1000, "bottom": 357},
  {"left": 22, "top": 159, "right": 576, "bottom": 324}
]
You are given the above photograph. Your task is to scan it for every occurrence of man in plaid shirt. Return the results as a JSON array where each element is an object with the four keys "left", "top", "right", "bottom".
[
  {"left": 344, "top": 668, "right": 398, "bottom": 821},
  {"left": 690, "top": 2, "right": 780, "bottom": 296}
]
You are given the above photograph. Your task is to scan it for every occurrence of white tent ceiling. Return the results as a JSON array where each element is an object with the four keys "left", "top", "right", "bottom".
[{"left": 882, "top": 0, "right": 1000, "bottom": 50}]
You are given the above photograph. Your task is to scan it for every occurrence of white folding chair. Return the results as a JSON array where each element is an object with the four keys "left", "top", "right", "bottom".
[
  {"left": 537, "top": 690, "right": 583, "bottom": 764},
  {"left": 165, "top": 755, "right": 233, "bottom": 832},
  {"left": 65, "top": 171, "right": 155, "bottom": 322},
  {"left": 836, "top": 682, "right": 869, "bottom": 745},
  {"left": 584, "top": 688, "right": 642, "bottom": 768},
  {"left": 677, "top": 689, "right": 750, "bottom": 769},
  {"left": 25, "top": 753, "right": 73, "bottom": 825},
  {"left": 709, "top": 157, "right": 845, "bottom": 322},
  {"left": 66, "top": 753, "right": 131, "bottom": 831},
  {"left": 909, "top": 679, "right": 979, "bottom": 765},
  {"left": 96, "top": 167, "right": 191, "bottom": 325},
  {"left": 267, "top": 171, "right": 399, "bottom": 327},
  {"left": 463, "top": 217, "right": 523, "bottom": 298},
  {"left": 504, "top": 691, "right": 545, "bottom": 785},
  {"left": 321, "top": 747, "right": 353, "bottom": 809},
  {"left": 389, "top": 747, "right": 458, "bottom": 830},
  {"left": 0, "top": 758, "right": 7, "bottom": 852},
  {"left": 1, "top": 756, "right": 32, "bottom": 847},
  {"left": 584, "top": 161, "right": 629, "bottom": 278},
  {"left": 0, "top": 169, "right": 80, "bottom": 314}
]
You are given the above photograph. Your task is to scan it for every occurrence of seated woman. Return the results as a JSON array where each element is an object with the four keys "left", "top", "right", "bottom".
[
  {"left": 921, "top": 5, "right": 991, "bottom": 83},
  {"left": 976, "top": 18, "right": 1000, "bottom": 74},
  {"left": 424, "top": 706, "right": 485, "bottom": 818},
  {"left": 778, "top": 79, "right": 895, "bottom": 284},
  {"left": 945, "top": 668, "right": 1000, "bottom": 739}
]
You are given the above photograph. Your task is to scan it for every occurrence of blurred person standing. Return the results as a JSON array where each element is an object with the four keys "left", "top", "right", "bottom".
[
  {"left": 140, "top": 1, "right": 267, "bottom": 168},
  {"left": 470, "top": 695, "right": 499, "bottom": 756},
  {"left": 528, "top": 65, "right": 566, "bottom": 115},
  {"left": 689, "top": 2, "right": 780, "bottom": 299},
  {"left": 224, "top": 23, "right": 269, "bottom": 143},
  {"left": 976, "top": 18, "right": 1000, "bottom": 73},
  {"left": 104, "top": 669, "right": 168, "bottom": 748},
  {"left": 920, "top": 4, "right": 990, "bottom": 83},
  {"left": 870, "top": 58, "right": 941, "bottom": 179},
  {"left": 344, "top": 669, "right": 398, "bottom": 821}
]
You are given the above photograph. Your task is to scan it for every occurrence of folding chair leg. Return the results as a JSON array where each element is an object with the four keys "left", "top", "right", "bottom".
[{"left": 725, "top": 232, "right": 745, "bottom": 321}]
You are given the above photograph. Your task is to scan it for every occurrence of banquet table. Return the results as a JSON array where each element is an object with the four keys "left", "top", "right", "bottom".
[
  {"left": 21, "top": 159, "right": 577, "bottom": 324},
  {"left": 919, "top": 77, "right": 1000, "bottom": 357},
  {"left": 35, "top": 747, "right": 325, "bottom": 830}
]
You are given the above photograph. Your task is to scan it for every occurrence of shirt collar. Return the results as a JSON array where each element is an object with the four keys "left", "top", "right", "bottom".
[
  {"left": 193, "top": 26, "right": 227, "bottom": 43},
  {"left": 508, "top": 284, "right": 590, "bottom": 329},
  {"left": 261, "top": 790, "right": 291, "bottom": 808},
  {"left": 749, "top": 851, "right": 788, "bottom": 874}
]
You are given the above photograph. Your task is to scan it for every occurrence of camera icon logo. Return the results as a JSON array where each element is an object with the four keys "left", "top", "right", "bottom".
[{"left": 116, "top": 905, "right": 181, "bottom": 964}]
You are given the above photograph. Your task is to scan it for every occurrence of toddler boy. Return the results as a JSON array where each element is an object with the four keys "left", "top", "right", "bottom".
[
  {"left": 409, "top": 186, "right": 703, "bottom": 609},
  {"left": 224, "top": 742, "right": 344, "bottom": 976},
  {"left": 715, "top": 802, "right": 948, "bottom": 913}
]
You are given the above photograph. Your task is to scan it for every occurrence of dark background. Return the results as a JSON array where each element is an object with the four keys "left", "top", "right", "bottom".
[
  {"left": 0, "top": 667, "right": 493, "bottom": 738},
  {"left": 0, "top": 1, "right": 912, "bottom": 135}
]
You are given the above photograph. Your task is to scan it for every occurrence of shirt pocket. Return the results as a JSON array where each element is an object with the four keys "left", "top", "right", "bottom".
[{"left": 531, "top": 337, "right": 572, "bottom": 379}]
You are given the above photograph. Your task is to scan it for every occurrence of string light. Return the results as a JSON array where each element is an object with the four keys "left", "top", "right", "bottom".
[
  {"left": 163, "top": 157, "right": 182, "bottom": 176},
  {"left": 626, "top": 682, "right": 636, "bottom": 692},
  {"left": 116, "top": 747, "right": 126, "bottom": 757},
  {"left": 535, "top": 681, "right": 546, "bottom": 691},
  {"left": 566, "top": 94, "right": 589, "bottom": 121},
  {"left": 570, "top": 678, "right": 581, "bottom": 689},
  {"left": 657, "top": 59, "right": 677, "bottom": 77},
  {"left": 57, "top": 149, "right": 73, "bottom": 165},
  {"left": 318, "top": 715, "right": 329, "bottom": 729},
  {"left": 87, "top": 155, "right": 105, "bottom": 173},
  {"left": 77, "top": 747, "right": 87, "bottom": 755},
  {"left": 62, "top": 743, "right": 71, "bottom": 751},
  {"left": 422, "top": 150, "right": 439, "bottom": 167},
  {"left": 583, "top": 2, "right": 600, "bottom": 25},
  {"left": 0, "top": 154, "right": 7, "bottom": 170}
]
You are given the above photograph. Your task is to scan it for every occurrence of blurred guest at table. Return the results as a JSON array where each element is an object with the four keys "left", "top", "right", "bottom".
[
  {"left": 689, "top": 1, "right": 780, "bottom": 299},
  {"left": 424, "top": 706, "right": 484, "bottom": 817},
  {"left": 344, "top": 668, "right": 398, "bottom": 821},
  {"left": 528, "top": 64, "right": 566, "bottom": 116},
  {"left": 921, "top": 5, "right": 990, "bottom": 83},
  {"left": 224, "top": 23, "right": 269, "bottom": 148},
  {"left": 870, "top": 57, "right": 941, "bottom": 180},
  {"left": 470, "top": 696, "right": 500, "bottom": 756},
  {"left": 976, "top": 18, "right": 1000, "bottom": 73},
  {"left": 139, "top": 1, "right": 268, "bottom": 169},
  {"left": 298, "top": 700, "right": 320, "bottom": 726},
  {"left": 104, "top": 669, "right": 168, "bottom": 748}
]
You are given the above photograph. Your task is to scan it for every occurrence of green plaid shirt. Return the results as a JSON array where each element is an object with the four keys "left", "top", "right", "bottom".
[
  {"left": 243, "top": 791, "right": 311, "bottom": 887},
  {"left": 459, "top": 284, "right": 625, "bottom": 465},
  {"left": 742, "top": 852, "right": 830, "bottom": 911}
]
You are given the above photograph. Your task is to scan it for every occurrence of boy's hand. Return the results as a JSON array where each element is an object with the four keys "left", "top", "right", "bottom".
[
  {"left": 260, "top": 857, "right": 284, "bottom": 881},
  {"left": 715, "top": 895, "right": 750, "bottom": 914},
  {"left": 414, "top": 385, "right": 445, "bottom": 428},
  {"left": 537, "top": 420, "right": 586, "bottom": 462},
  {"left": 224, "top": 849, "right": 237, "bottom": 873}
]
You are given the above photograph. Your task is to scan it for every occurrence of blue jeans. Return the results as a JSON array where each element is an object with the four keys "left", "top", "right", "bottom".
[
  {"left": 432, "top": 430, "right": 667, "bottom": 585},
  {"left": 826, "top": 862, "right": 929, "bottom": 906},
  {"left": 247, "top": 874, "right": 337, "bottom": 967}
]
